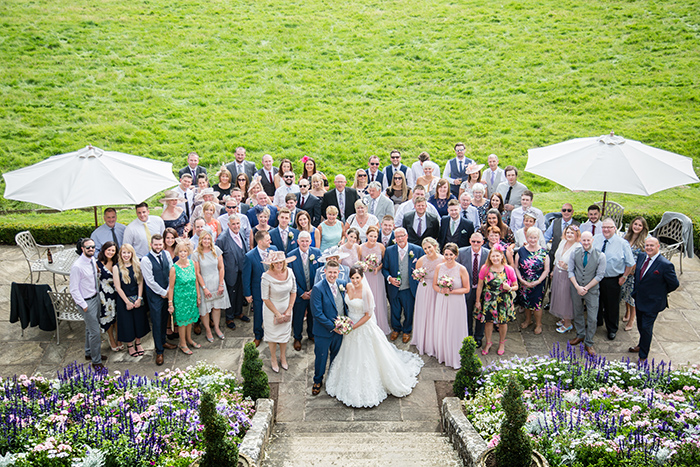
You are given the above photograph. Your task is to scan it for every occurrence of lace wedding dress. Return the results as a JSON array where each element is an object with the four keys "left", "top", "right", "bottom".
[{"left": 325, "top": 282, "right": 424, "bottom": 408}]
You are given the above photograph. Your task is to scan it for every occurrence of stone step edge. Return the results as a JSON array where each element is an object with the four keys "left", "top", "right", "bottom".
[{"left": 274, "top": 420, "right": 442, "bottom": 433}]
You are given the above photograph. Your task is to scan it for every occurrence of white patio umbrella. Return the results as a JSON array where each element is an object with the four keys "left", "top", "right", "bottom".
[
  {"left": 525, "top": 132, "right": 699, "bottom": 201},
  {"left": 3, "top": 145, "right": 179, "bottom": 224}
]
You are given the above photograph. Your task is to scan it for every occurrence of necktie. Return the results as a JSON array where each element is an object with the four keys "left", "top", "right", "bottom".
[
  {"left": 602, "top": 239, "right": 608, "bottom": 253},
  {"left": 331, "top": 283, "right": 338, "bottom": 297},
  {"left": 282, "top": 230, "right": 288, "bottom": 249},
  {"left": 371, "top": 173, "right": 375, "bottom": 182},
  {"left": 399, "top": 249, "right": 406, "bottom": 261},
  {"left": 93, "top": 259, "right": 100, "bottom": 291},
  {"left": 300, "top": 196, "right": 305, "bottom": 208},
  {"left": 592, "top": 225, "right": 596, "bottom": 235},
  {"left": 639, "top": 257, "right": 652, "bottom": 278},
  {"left": 462, "top": 210, "right": 468, "bottom": 220},
  {"left": 184, "top": 197, "right": 190, "bottom": 221},
  {"left": 111, "top": 227, "right": 118, "bottom": 248},
  {"left": 472, "top": 252, "right": 479, "bottom": 286},
  {"left": 143, "top": 221, "right": 152, "bottom": 245},
  {"left": 458, "top": 160, "right": 463, "bottom": 174},
  {"left": 490, "top": 170, "right": 495, "bottom": 186},
  {"left": 191, "top": 168, "right": 196, "bottom": 179},
  {"left": 233, "top": 233, "right": 242, "bottom": 248},
  {"left": 416, "top": 217, "right": 422, "bottom": 237},
  {"left": 238, "top": 163, "right": 243, "bottom": 174},
  {"left": 338, "top": 192, "right": 344, "bottom": 219},
  {"left": 451, "top": 219, "right": 457, "bottom": 236},
  {"left": 370, "top": 198, "right": 376, "bottom": 215},
  {"left": 583, "top": 250, "right": 589, "bottom": 268},
  {"left": 155, "top": 253, "right": 163, "bottom": 268},
  {"left": 505, "top": 186, "right": 513, "bottom": 205},
  {"left": 302, "top": 252, "right": 310, "bottom": 289}
]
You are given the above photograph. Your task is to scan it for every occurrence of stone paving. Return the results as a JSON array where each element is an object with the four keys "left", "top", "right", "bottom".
[{"left": 1, "top": 243, "right": 699, "bottom": 464}]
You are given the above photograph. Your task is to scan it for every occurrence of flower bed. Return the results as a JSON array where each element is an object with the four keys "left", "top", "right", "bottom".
[
  {"left": 0, "top": 362, "right": 255, "bottom": 466},
  {"left": 464, "top": 344, "right": 700, "bottom": 466}
]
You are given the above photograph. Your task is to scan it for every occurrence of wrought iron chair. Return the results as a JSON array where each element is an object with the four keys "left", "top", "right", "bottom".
[
  {"left": 46, "top": 289, "right": 85, "bottom": 345},
  {"left": 652, "top": 218, "right": 685, "bottom": 274},
  {"left": 15, "top": 231, "right": 64, "bottom": 283},
  {"left": 595, "top": 201, "right": 624, "bottom": 231}
]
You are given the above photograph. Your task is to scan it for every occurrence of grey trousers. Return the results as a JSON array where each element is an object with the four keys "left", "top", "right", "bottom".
[
  {"left": 570, "top": 283, "right": 599, "bottom": 347},
  {"left": 83, "top": 295, "right": 103, "bottom": 364}
]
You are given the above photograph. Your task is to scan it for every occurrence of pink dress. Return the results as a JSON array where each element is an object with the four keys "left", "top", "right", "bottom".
[
  {"left": 361, "top": 243, "right": 390, "bottom": 335},
  {"left": 340, "top": 244, "right": 360, "bottom": 269},
  {"left": 411, "top": 255, "right": 443, "bottom": 356},
  {"left": 433, "top": 263, "right": 469, "bottom": 369}
]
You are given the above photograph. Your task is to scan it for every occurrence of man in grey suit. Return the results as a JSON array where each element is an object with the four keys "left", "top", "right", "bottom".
[
  {"left": 545, "top": 203, "right": 580, "bottom": 263},
  {"left": 216, "top": 214, "right": 251, "bottom": 330},
  {"left": 225, "top": 146, "right": 257, "bottom": 181},
  {"left": 458, "top": 232, "right": 489, "bottom": 347},
  {"left": 364, "top": 181, "right": 394, "bottom": 221}
]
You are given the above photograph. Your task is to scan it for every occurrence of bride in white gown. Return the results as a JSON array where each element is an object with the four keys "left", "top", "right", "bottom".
[{"left": 325, "top": 266, "right": 424, "bottom": 408}]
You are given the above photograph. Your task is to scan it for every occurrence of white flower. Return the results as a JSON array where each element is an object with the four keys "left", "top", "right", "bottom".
[
  {"left": 288, "top": 232, "right": 294, "bottom": 239},
  {"left": 409, "top": 251, "right": 414, "bottom": 258},
  {"left": 309, "top": 254, "right": 315, "bottom": 261},
  {"left": 338, "top": 284, "right": 345, "bottom": 292}
]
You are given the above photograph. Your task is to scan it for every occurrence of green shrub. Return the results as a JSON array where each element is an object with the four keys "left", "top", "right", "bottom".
[
  {"left": 241, "top": 342, "right": 270, "bottom": 400},
  {"left": 199, "top": 390, "right": 239, "bottom": 467},
  {"left": 0, "top": 223, "right": 93, "bottom": 245},
  {"left": 453, "top": 336, "right": 482, "bottom": 400},
  {"left": 495, "top": 377, "right": 532, "bottom": 467}
]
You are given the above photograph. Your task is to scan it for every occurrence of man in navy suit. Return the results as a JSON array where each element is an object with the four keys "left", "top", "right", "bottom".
[
  {"left": 178, "top": 151, "right": 207, "bottom": 180},
  {"left": 439, "top": 200, "right": 475, "bottom": 249},
  {"left": 247, "top": 191, "right": 278, "bottom": 228},
  {"left": 243, "top": 230, "right": 278, "bottom": 346},
  {"left": 629, "top": 237, "right": 679, "bottom": 363},
  {"left": 382, "top": 227, "right": 424, "bottom": 343},
  {"left": 402, "top": 196, "right": 439, "bottom": 246},
  {"left": 287, "top": 232, "right": 322, "bottom": 351},
  {"left": 310, "top": 260, "right": 346, "bottom": 395},
  {"left": 296, "top": 179, "right": 322, "bottom": 226},
  {"left": 321, "top": 174, "right": 359, "bottom": 222},
  {"left": 458, "top": 233, "right": 489, "bottom": 347},
  {"left": 216, "top": 214, "right": 250, "bottom": 330},
  {"left": 269, "top": 208, "right": 299, "bottom": 254},
  {"left": 378, "top": 216, "right": 395, "bottom": 248}
]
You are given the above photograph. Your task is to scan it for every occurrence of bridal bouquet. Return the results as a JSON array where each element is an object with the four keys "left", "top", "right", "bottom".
[
  {"left": 437, "top": 275, "right": 454, "bottom": 296},
  {"left": 412, "top": 267, "right": 427, "bottom": 286},
  {"left": 365, "top": 254, "right": 380, "bottom": 272},
  {"left": 334, "top": 316, "right": 354, "bottom": 335}
]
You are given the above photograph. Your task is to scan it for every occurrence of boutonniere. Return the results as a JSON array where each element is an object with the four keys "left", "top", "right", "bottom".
[
  {"left": 288, "top": 232, "right": 294, "bottom": 239},
  {"left": 309, "top": 254, "right": 316, "bottom": 261},
  {"left": 338, "top": 284, "right": 345, "bottom": 293},
  {"left": 409, "top": 251, "right": 414, "bottom": 259},
  {"left": 392, "top": 239, "right": 396, "bottom": 244}
]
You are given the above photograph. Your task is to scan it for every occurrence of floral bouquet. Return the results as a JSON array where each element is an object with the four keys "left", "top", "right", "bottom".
[
  {"left": 437, "top": 275, "right": 454, "bottom": 296},
  {"left": 365, "top": 253, "right": 380, "bottom": 272},
  {"left": 412, "top": 267, "right": 427, "bottom": 286},
  {"left": 334, "top": 316, "right": 354, "bottom": 335},
  {"left": 355, "top": 260, "right": 369, "bottom": 272}
]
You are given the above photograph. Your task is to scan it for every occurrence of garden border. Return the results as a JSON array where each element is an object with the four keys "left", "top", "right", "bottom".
[
  {"left": 441, "top": 397, "right": 487, "bottom": 467},
  {"left": 238, "top": 398, "right": 275, "bottom": 467}
]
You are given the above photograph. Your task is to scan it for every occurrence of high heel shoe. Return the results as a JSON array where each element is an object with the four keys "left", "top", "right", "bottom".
[
  {"left": 281, "top": 362, "right": 288, "bottom": 371},
  {"left": 481, "top": 342, "right": 493, "bottom": 355},
  {"left": 271, "top": 363, "right": 279, "bottom": 373},
  {"left": 497, "top": 340, "right": 506, "bottom": 356},
  {"left": 556, "top": 325, "right": 573, "bottom": 334},
  {"left": 206, "top": 335, "right": 214, "bottom": 343}
]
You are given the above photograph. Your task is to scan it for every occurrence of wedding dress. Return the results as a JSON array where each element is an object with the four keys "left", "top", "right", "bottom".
[{"left": 325, "top": 282, "right": 424, "bottom": 408}]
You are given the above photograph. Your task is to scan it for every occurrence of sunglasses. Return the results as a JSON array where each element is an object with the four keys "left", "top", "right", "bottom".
[
  {"left": 369, "top": 162, "right": 379, "bottom": 166},
  {"left": 561, "top": 208, "right": 572, "bottom": 212},
  {"left": 299, "top": 184, "right": 309, "bottom": 188},
  {"left": 83, "top": 245, "right": 95, "bottom": 250},
  {"left": 390, "top": 156, "right": 400, "bottom": 160},
  {"left": 284, "top": 176, "right": 294, "bottom": 179},
  {"left": 358, "top": 174, "right": 367, "bottom": 177}
]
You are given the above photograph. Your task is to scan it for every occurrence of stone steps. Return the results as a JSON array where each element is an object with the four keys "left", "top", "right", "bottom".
[{"left": 262, "top": 430, "right": 463, "bottom": 466}]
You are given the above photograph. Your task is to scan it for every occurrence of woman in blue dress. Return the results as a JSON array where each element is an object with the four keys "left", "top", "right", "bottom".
[{"left": 160, "top": 190, "right": 189, "bottom": 237}]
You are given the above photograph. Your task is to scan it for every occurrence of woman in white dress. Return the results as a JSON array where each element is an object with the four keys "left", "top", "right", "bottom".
[
  {"left": 193, "top": 231, "right": 230, "bottom": 342},
  {"left": 261, "top": 251, "right": 297, "bottom": 373},
  {"left": 325, "top": 266, "right": 424, "bottom": 408}
]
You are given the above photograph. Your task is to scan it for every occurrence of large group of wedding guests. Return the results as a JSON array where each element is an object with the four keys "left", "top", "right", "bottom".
[{"left": 74, "top": 145, "right": 678, "bottom": 398}]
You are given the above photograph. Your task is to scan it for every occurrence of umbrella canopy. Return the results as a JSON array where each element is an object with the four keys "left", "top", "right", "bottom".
[
  {"left": 525, "top": 133, "right": 699, "bottom": 196},
  {"left": 3, "top": 146, "right": 179, "bottom": 210}
]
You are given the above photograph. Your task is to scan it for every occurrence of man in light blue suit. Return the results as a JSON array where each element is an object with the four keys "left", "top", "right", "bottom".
[
  {"left": 310, "top": 260, "right": 346, "bottom": 396},
  {"left": 382, "top": 227, "right": 424, "bottom": 343},
  {"left": 287, "top": 232, "right": 322, "bottom": 351},
  {"left": 243, "top": 230, "right": 278, "bottom": 346}
]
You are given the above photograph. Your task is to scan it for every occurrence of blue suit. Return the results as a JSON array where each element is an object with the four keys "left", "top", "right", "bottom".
[
  {"left": 632, "top": 253, "right": 679, "bottom": 360},
  {"left": 242, "top": 246, "right": 279, "bottom": 340},
  {"left": 288, "top": 247, "right": 322, "bottom": 341},
  {"left": 311, "top": 279, "right": 347, "bottom": 384},
  {"left": 382, "top": 243, "right": 424, "bottom": 334},
  {"left": 269, "top": 227, "right": 300, "bottom": 255}
]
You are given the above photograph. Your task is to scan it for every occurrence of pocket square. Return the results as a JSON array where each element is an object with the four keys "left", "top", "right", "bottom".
[{"left": 653, "top": 270, "right": 660, "bottom": 274}]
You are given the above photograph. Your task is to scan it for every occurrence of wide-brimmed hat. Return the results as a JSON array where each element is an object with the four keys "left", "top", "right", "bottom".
[
  {"left": 195, "top": 187, "right": 220, "bottom": 202},
  {"left": 318, "top": 246, "right": 350, "bottom": 263},
  {"left": 159, "top": 190, "right": 185, "bottom": 204},
  {"left": 465, "top": 163, "right": 485, "bottom": 174},
  {"left": 262, "top": 250, "right": 296, "bottom": 265}
]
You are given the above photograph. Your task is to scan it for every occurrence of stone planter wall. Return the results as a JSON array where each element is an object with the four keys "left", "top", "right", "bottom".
[
  {"left": 441, "top": 397, "right": 488, "bottom": 467},
  {"left": 238, "top": 398, "right": 275, "bottom": 467}
]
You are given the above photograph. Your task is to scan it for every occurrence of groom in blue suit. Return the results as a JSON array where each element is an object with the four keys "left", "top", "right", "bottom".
[
  {"left": 382, "top": 227, "right": 424, "bottom": 343},
  {"left": 243, "top": 230, "right": 278, "bottom": 346},
  {"left": 310, "top": 260, "right": 346, "bottom": 396}
]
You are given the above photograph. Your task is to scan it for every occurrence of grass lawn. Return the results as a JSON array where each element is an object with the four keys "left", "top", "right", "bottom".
[{"left": 1, "top": 0, "right": 699, "bottom": 222}]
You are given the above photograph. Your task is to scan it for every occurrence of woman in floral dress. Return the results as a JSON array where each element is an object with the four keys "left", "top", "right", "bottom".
[
  {"left": 97, "top": 241, "right": 121, "bottom": 352},
  {"left": 475, "top": 245, "right": 518, "bottom": 356},
  {"left": 515, "top": 227, "right": 550, "bottom": 335},
  {"left": 167, "top": 240, "right": 201, "bottom": 355}
]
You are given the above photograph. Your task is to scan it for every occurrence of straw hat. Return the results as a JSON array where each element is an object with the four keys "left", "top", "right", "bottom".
[
  {"left": 195, "top": 187, "right": 220, "bottom": 202},
  {"left": 159, "top": 190, "right": 185, "bottom": 204},
  {"left": 465, "top": 163, "right": 485, "bottom": 174},
  {"left": 261, "top": 250, "right": 296, "bottom": 265},
  {"left": 317, "top": 246, "right": 350, "bottom": 263}
]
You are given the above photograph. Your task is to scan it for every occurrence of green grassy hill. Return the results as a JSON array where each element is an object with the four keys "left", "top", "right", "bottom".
[{"left": 1, "top": 0, "right": 699, "bottom": 219}]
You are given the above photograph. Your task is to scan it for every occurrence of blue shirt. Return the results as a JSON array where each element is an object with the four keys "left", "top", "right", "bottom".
[
  {"left": 91, "top": 223, "right": 126, "bottom": 255},
  {"left": 593, "top": 234, "right": 634, "bottom": 277},
  {"left": 544, "top": 218, "right": 575, "bottom": 242}
]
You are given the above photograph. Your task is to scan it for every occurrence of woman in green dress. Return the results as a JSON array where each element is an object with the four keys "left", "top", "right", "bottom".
[{"left": 167, "top": 240, "right": 201, "bottom": 355}]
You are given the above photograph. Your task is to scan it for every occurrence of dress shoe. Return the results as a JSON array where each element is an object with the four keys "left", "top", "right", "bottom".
[
  {"left": 475, "top": 339, "right": 482, "bottom": 348},
  {"left": 155, "top": 354, "right": 164, "bottom": 366},
  {"left": 166, "top": 332, "right": 180, "bottom": 340},
  {"left": 628, "top": 346, "right": 640, "bottom": 353},
  {"left": 584, "top": 345, "right": 596, "bottom": 357},
  {"left": 163, "top": 342, "right": 177, "bottom": 350},
  {"left": 402, "top": 333, "right": 411, "bottom": 344},
  {"left": 254, "top": 339, "right": 261, "bottom": 347},
  {"left": 608, "top": 332, "right": 616, "bottom": 341},
  {"left": 308, "top": 336, "right": 314, "bottom": 342},
  {"left": 293, "top": 339, "right": 302, "bottom": 351},
  {"left": 312, "top": 383, "right": 321, "bottom": 396},
  {"left": 389, "top": 331, "right": 399, "bottom": 341},
  {"left": 85, "top": 354, "right": 108, "bottom": 362},
  {"left": 237, "top": 315, "right": 251, "bottom": 323},
  {"left": 226, "top": 320, "right": 236, "bottom": 329},
  {"left": 569, "top": 337, "right": 584, "bottom": 346},
  {"left": 193, "top": 322, "right": 202, "bottom": 335}
]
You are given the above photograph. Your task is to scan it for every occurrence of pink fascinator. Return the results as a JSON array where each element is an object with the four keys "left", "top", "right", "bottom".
[
  {"left": 301, "top": 156, "right": 310, "bottom": 163},
  {"left": 492, "top": 243, "right": 506, "bottom": 253}
]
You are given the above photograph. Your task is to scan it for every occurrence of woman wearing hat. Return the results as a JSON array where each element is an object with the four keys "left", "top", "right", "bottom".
[
  {"left": 415, "top": 161, "right": 440, "bottom": 196},
  {"left": 261, "top": 251, "right": 297, "bottom": 372},
  {"left": 459, "top": 163, "right": 485, "bottom": 198},
  {"left": 160, "top": 190, "right": 189, "bottom": 237},
  {"left": 191, "top": 188, "right": 222, "bottom": 223}
]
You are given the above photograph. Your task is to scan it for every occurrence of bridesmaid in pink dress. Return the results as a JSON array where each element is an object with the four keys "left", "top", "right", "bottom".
[
  {"left": 340, "top": 228, "right": 362, "bottom": 269},
  {"left": 360, "top": 226, "right": 391, "bottom": 334},
  {"left": 411, "top": 237, "right": 443, "bottom": 356},
  {"left": 432, "top": 243, "right": 471, "bottom": 369}
]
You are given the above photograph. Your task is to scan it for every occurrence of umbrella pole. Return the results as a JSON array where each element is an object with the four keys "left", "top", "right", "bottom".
[
  {"left": 601, "top": 192, "right": 607, "bottom": 216},
  {"left": 93, "top": 206, "right": 98, "bottom": 227}
]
